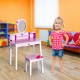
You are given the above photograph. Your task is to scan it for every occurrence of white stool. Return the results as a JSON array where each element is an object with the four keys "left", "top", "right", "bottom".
[{"left": 24, "top": 54, "right": 44, "bottom": 76}]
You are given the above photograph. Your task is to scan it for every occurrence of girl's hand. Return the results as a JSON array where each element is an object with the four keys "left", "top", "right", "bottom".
[
  {"left": 49, "top": 36, "right": 53, "bottom": 46},
  {"left": 62, "top": 43, "right": 66, "bottom": 47},
  {"left": 50, "top": 42, "right": 53, "bottom": 46}
]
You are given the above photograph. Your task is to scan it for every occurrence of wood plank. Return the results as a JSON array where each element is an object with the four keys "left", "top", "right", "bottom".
[{"left": 0, "top": 45, "right": 80, "bottom": 80}]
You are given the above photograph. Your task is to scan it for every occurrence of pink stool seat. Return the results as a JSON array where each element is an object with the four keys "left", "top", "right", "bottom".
[{"left": 25, "top": 54, "right": 43, "bottom": 61}]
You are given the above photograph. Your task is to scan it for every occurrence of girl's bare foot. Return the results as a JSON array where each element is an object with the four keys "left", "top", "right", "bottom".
[
  {"left": 50, "top": 69, "right": 54, "bottom": 73},
  {"left": 60, "top": 69, "right": 63, "bottom": 72}
]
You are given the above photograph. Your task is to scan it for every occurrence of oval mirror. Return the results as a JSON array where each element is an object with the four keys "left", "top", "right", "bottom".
[{"left": 16, "top": 19, "right": 26, "bottom": 34}]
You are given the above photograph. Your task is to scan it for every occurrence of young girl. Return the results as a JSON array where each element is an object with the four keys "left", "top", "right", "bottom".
[{"left": 49, "top": 17, "right": 68, "bottom": 72}]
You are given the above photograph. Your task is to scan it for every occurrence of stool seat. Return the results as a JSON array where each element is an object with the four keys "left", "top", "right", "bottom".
[
  {"left": 25, "top": 54, "right": 43, "bottom": 61},
  {"left": 25, "top": 54, "right": 44, "bottom": 76}
]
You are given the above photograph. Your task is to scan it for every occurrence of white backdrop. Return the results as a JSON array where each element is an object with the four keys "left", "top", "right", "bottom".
[{"left": 34, "top": 0, "right": 59, "bottom": 28}]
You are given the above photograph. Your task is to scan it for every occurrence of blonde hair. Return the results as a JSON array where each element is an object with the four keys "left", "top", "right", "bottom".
[{"left": 53, "top": 16, "right": 64, "bottom": 30}]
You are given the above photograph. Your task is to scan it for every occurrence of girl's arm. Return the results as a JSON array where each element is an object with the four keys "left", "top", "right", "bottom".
[
  {"left": 49, "top": 35, "right": 52, "bottom": 46},
  {"left": 63, "top": 34, "right": 69, "bottom": 46}
]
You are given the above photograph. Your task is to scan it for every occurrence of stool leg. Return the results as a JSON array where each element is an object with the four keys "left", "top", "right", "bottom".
[
  {"left": 30, "top": 61, "right": 32, "bottom": 76},
  {"left": 37, "top": 61, "right": 40, "bottom": 70},
  {"left": 41, "top": 59, "right": 44, "bottom": 73},
  {"left": 24, "top": 59, "right": 27, "bottom": 72}
]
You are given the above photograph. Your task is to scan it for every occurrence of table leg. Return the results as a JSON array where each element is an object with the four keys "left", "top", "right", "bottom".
[
  {"left": 10, "top": 45, "right": 12, "bottom": 65},
  {"left": 39, "top": 42, "right": 42, "bottom": 56},
  {"left": 15, "top": 46, "right": 18, "bottom": 70},
  {"left": 32, "top": 45, "right": 35, "bottom": 53}
]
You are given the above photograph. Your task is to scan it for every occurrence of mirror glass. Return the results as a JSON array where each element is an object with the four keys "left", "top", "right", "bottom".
[{"left": 16, "top": 19, "right": 26, "bottom": 34}]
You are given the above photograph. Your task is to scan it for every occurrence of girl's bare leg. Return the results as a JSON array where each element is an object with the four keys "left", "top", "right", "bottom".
[
  {"left": 51, "top": 56, "right": 56, "bottom": 73},
  {"left": 59, "top": 58, "right": 63, "bottom": 72}
]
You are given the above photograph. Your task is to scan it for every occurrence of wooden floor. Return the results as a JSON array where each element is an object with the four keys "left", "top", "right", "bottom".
[{"left": 0, "top": 45, "right": 80, "bottom": 80}]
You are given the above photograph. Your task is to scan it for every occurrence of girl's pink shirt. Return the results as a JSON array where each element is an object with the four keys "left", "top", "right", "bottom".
[{"left": 51, "top": 30, "right": 66, "bottom": 50}]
